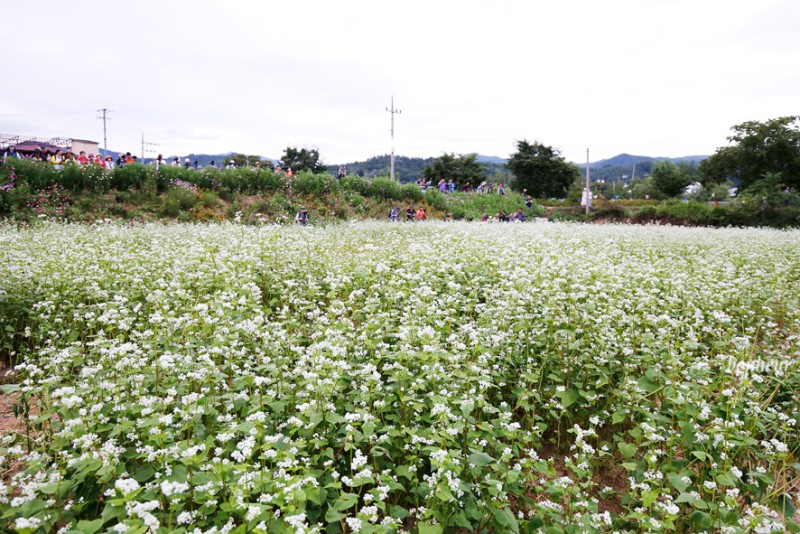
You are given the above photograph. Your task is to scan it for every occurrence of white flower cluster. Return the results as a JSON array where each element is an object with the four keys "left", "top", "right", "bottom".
[{"left": 0, "top": 221, "right": 797, "bottom": 533}]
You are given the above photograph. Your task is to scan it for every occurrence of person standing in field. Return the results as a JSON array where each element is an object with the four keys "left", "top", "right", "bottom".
[{"left": 416, "top": 206, "right": 426, "bottom": 221}]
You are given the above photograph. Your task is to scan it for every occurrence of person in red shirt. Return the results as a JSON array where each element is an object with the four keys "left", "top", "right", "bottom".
[{"left": 77, "top": 151, "right": 89, "bottom": 165}]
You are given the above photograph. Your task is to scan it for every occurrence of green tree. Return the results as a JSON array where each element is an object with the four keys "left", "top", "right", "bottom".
[
  {"left": 422, "top": 153, "right": 485, "bottom": 187},
  {"left": 651, "top": 160, "right": 693, "bottom": 198},
  {"left": 699, "top": 116, "right": 800, "bottom": 192},
  {"left": 281, "top": 147, "right": 326, "bottom": 174},
  {"left": 506, "top": 140, "right": 579, "bottom": 198}
]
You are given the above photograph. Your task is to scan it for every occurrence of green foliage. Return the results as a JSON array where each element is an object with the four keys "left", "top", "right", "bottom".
[
  {"left": 109, "top": 163, "right": 151, "bottom": 191},
  {"left": 281, "top": 146, "right": 327, "bottom": 174},
  {"left": 629, "top": 176, "right": 663, "bottom": 200},
  {"left": 700, "top": 115, "right": 800, "bottom": 191},
  {"left": 422, "top": 153, "right": 486, "bottom": 187},
  {"left": 2, "top": 223, "right": 798, "bottom": 532},
  {"left": 506, "top": 140, "right": 580, "bottom": 198},
  {"left": 400, "top": 182, "right": 424, "bottom": 202},
  {"left": 424, "top": 189, "right": 447, "bottom": 210},
  {"left": 291, "top": 171, "right": 335, "bottom": 196},
  {"left": 651, "top": 160, "right": 695, "bottom": 198},
  {"left": 442, "top": 191, "right": 543, "bottom": 221},
  {"left": 738, "top": 172, "right": 800, "bottom": 207},
  {"left": 366, "top": 177, "right": 404, "bottom": 200},
  {"left": 329, "top": 154, "right": 436, "bottom": 181},
  {"left": 162, "top": 187, "right": 197, "bottom": 215}
]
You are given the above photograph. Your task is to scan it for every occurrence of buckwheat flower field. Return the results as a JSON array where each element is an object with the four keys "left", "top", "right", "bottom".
[{"left": 0, "top": 221, "right": 798, "bottom": 533}]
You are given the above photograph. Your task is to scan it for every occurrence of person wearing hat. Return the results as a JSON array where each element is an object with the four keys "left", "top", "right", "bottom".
[
  {"left": 105, "top": 154, "right": 115, "bottom": 170},
  {"left": 184, "top": 157, "right": 191, "bottom": 170}
]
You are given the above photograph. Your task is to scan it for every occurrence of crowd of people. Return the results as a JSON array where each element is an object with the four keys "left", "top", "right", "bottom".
[{"left": 3, "top": 144, "right": 148, "bottom": 170}]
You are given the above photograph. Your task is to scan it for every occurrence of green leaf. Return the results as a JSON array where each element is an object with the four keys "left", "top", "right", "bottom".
[
  {"left": 675, "top": 492, "right": 708, "bottom": 509},
  {"left": 453, "top": 511, "right": 472, "bottom": 529},
  {"left": 418, "top": 523, "right": 443, "bottom": 534},
  {"left": 637, "top": 375, "right": 660, "bottom": 393},
  {"left": 641, "top": 490, "right": 658, "bottom": 508},
  {"left": 436, "top": 486, "right": 455, "bottom": 502},
  {"left": 611, "top": 411, "right": 627, "bottom": 425},
  {"left": 389, "top": 505, "right": 410, "bottom": 519},
  {"left": 324, "top": 507, "right": 342, "bottom": 523},
  {"left": 468, "top": 452, "right": 494, "bottom": 467},
  {"left": 691, "top": 450, "right": 707, "bottom": 461},
  {"left": 75, "top": 519, "right": 105, "bottom": 534},
  {"left": 492, "top": 507, "right": 519, "bottom": 533},
  {"left": 334, "top": 492, "right": 358, "bottom": 511},
  {"left": 715, "top": 473, "right": 736, "bottom": 487},
  {"left": 688, "top": 511, "right": 712, "bottom": 529},
  {"left": 775, "top": 493, "right": 797, "bottom": 519},
  {"left": 667, "top": 472, "right": 690, "bottom": 492},
  {"left": 0, "top": 383, "right": 21, "bottom": 394},
  {"left": 562, "top": 387, "right": 580, "bottom": 408},
  {"left": 618, "top": 442, "right": 637, "bottom": 459}
]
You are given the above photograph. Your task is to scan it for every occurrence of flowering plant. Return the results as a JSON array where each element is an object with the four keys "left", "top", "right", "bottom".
[{"left": 0, "top": 221, "right": 797, "bottom": 532}]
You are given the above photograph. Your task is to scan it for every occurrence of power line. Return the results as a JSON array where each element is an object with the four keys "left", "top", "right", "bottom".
[{"left": 0, "top": 109, "right": 96, "bottom": 116}]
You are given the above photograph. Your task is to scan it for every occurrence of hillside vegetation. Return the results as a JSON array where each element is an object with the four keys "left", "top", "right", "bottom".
[{"left": 1, "top": 160, "right": 799, "bottom": 227}]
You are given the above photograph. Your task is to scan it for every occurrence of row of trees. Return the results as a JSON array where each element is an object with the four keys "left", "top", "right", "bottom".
[
  {"left": 416, "top": 115, "right": 800, "bottom": 201},
  {"left": 260, "top": 115, "right": 799, "bottom": 201}
]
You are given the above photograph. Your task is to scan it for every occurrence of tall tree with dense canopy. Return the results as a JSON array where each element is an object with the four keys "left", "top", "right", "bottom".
[
  {"left": 422, "top": 153, "right": 485, "bottom": 187},
  {"left": 699, "top": 116, "right": 800, "bottom": 192},
  {"left": 281, "top": 147, "right": 327, "bottom": 174},
  {"left": 651, "top": 160, "right": 694, "bottom": 198},
  {"left": 506, "top": 140, "right": 579, "bottom": 197}
]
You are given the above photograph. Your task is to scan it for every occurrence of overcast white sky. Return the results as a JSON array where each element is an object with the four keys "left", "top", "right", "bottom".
[{"left": 3, "top": 0, "right": 799, "bottom": 164}]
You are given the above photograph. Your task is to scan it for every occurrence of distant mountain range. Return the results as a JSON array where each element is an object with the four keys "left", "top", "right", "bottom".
[{"left": 582, "top": 153, "right": 707, "bottom": 168}]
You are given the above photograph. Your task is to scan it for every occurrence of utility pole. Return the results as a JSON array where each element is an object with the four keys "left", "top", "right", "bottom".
[
  {"left": 97, "top": 108, "right": 112, "bottom": 159},
  {"left": 584, "top": 149, "right": 591, "bottom": 215},
  {"left": 385, "top": 96, "right": 401, "bottom": 181},
  {"left": 141, "top": 133, "right": 158, "bottom": 165}
]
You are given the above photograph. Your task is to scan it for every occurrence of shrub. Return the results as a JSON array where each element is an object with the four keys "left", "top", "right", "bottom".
[
  {"left": 165, "top": 187, "right": 197, "bottom": 211},
  {"left": 368, "top": 177, "right": 404, "bottom": 200},
  {"left": 425, "top": 189, "right": 447, "bottom": 210},
  {"left": 160, "top": 198, "right": 180, "bottom": 217},
  {"left": 200, "top": 191, "right": 220, "bottom": 209},
  {"left": 400, "top": 183, "right": 424, "bottom": 201},
  {"left": 109, "top": 164, "right": 150, "bottom": 191},
  {"left": 292, "top": 171, "right": 335, "bottom": 196},
  {"left": 340, "top": 175, "right": 371, "bottom": 196}
]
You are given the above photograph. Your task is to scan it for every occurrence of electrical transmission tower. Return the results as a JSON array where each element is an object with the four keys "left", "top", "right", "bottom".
[{"left": 385, "top": 96, "right": 401, "bottom": 181}]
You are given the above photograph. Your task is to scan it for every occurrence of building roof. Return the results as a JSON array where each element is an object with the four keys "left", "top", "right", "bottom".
[{"left": 15, "top": 141, "right": 72, "bottom": 154}]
